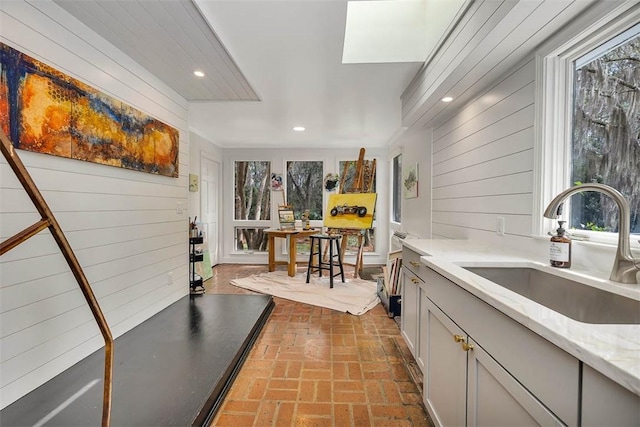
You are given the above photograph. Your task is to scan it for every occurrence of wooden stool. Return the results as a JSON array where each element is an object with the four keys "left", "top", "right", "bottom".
[{"left": 306, "top": 234, "right": 345, "bottom": 288}]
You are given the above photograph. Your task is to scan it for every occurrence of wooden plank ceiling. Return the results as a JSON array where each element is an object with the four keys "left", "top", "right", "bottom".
[{"left": 54, "top": 0, "right": 258, "bottom": 102}]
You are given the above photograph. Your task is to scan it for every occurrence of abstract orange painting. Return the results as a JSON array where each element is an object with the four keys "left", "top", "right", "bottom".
[{"left": 0, "top": 42, "right": 179, "bottom": 177}]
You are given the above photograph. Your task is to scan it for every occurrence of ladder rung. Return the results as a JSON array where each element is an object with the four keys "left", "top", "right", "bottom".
[{"left": 0, "top": 218, "right": 50, "bottom": 255}]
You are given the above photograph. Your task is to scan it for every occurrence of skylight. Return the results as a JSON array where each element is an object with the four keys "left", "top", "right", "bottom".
[{"left": 342, "top": 0, "right": 467, "bottom": 64}]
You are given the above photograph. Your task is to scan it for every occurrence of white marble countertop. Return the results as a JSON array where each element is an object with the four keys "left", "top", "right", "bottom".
[{"left": 402, "top": 239, "right": 640, "bottom": 396}]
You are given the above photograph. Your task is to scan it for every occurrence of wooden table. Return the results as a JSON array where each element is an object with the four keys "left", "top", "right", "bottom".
[{"left": 264, "top": 228, "right": 319, "bottom": 277}]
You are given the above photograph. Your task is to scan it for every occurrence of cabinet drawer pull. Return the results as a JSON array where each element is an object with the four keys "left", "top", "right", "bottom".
[
  {"left": 410, "top": 261, "right": 421, "bottom": 268},
  {"left": 453, "top": 335, "right": 465, "bottom": 343},
  {"left": 410, "top": 277, "right": 420, "bottom": 284},
  {"left": 462, "top": 342, "right": 474, "bottom": 352}
]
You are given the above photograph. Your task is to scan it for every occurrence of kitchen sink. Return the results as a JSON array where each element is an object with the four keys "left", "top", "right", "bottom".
[{"left": 464, "top": 267, "right": 640, "bottom": 324}]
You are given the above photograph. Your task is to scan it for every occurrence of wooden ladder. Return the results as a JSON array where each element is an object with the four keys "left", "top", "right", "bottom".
[{"left": 0, "top": 129, "right": 114, "bottom": 426}]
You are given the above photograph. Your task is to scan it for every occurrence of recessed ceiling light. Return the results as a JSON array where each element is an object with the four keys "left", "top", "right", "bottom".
[
  {"left": 193, "top": 70, "right": 205, "bottom": 77},
  {"left": 441, "top": 96, "right": 453, "bottom": 103},
  {"left": 293, "top": 126, "right": 305, "bottom": 132}
]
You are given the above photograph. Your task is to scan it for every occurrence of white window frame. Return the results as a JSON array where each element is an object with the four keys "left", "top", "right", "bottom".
[
  {"left": 534, "top": 2, "right": 640, "bottom": 248},
  {"left": 390, "top": 151, "right": 402, "bottom": 226},
  {"left": 231, "top": 159, "right": 272, "bottom": 254}
]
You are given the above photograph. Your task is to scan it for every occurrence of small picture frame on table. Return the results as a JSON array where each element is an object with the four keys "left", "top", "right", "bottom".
[{"left": 278, "top": 208, "right": 295, "bottom": 230}]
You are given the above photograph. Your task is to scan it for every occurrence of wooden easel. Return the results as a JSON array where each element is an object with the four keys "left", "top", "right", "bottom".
[
  {"left": 338, "top": 148, "right": 376, "bottom": 194},
  {"left": 329, "top": 148, "right": 376, "bottom": 278}
]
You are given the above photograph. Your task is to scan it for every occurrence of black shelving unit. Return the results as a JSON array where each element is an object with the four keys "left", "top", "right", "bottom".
[{"left": 189, "top": 236, "right": 205, "bottom": 294}]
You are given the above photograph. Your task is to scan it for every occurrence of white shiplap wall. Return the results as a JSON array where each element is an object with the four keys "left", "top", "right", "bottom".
[
  {"left": 397, "top": 0, "right": 585, "bottom": 244},
  {"left": 431, "top": 58, "right": 535, "bottom": 240},
  {"left": 0, "top": 0, "right": 189, "bottom": 408},
  {"left": 419, "top": 0, "right": 630, "bottom": 248},
  {"left": 388, "top": 127, "right": 433, "bottom": 239}
]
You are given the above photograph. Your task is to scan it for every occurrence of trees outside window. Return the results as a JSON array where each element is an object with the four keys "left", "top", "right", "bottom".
[
  {"left": 286, "top": 161, "right": 323, "bottom": 219},
  {"left": 342, "top": 229, "right": 376, "bottom": 254},
  {"left": 235, "top": 161, "right": 270, "bottom": 220},
  {"left": 571, "top": 24, "right": 639, "bottom": 234},
  {"left": 234, "top": 161, "right": 270, "bottom": 251},
  {"left": 234, "top": 227, "right": 267, "bottom": 252},
  {"left": 338, "top": 160, "right": 377, "bottom": 193}
]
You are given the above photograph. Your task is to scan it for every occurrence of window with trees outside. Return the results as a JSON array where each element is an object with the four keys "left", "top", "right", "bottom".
[
  {"left": 286, "top": 160, "right": 323, "bottom": 254},
  {"left": 234, "top": 161, "right": 270, "bottom": 252},
  {"left": 286, "top": 161, "right": 323, "bottom": 219},
  {"left": 392, "top": 154, "right": 402, "bottom": 223},
  {"left": 570, "top": 23, "right": 639, "bottom": 236}
]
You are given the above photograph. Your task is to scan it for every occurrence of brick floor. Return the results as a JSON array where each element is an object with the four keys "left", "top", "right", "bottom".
[{"left": 205, "top": 264, "right": 431, "bottom": 427}]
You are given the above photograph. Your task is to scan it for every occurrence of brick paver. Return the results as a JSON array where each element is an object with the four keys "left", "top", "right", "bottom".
[{"left": 207, "top": 264, "right": 431, "bottom": 427}]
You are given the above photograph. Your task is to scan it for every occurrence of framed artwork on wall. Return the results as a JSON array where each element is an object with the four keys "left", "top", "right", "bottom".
[
  {"left": 0, "top": 42, "right": 179, "bottom": 177},
  {"left": 270, "top": 173, "right": 283, "bottom": 191},
  {"left": 189, "top": 174, "right": 199, "bottom": 192},
  {"left": 403, "top": 163, "right": 418, "bottom": 199}
]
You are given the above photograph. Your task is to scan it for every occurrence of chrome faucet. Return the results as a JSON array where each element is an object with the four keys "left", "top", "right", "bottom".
[{"left": 543, "top": 183, "right": 639, "bottom": 284}]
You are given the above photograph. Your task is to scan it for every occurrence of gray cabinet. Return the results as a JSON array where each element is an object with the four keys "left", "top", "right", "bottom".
[
  {"left": 581, "top": 364, "right": 640, "bottom": 426},
  {"left": 467, "top": 337, "right": 563, "bottom": 427},
  {"left": 423, "top": 297, "right": 467, "bottom": 427},
  {"left": 423, "top": 297, "right": 564, "bottom": 427},
  {"left": 403, "top": 245, "right": 639, "bottom": 427},
  {"left": 401, "top": 246, "right": 429, "bottom": 368},
  {"left": 417, "top": 261, "right": 580, "bottom": 426},
  {"left": 417, "top": 285, "right": 428, "bottom": 372},
  {"left": 400, "top": 267, "right": 419, "bottom": 356}
]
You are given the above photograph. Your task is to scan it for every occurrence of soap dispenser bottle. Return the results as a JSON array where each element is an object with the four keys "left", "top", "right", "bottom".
[{"left": 550, "top": 221, "right": 571, "bottom": 268}]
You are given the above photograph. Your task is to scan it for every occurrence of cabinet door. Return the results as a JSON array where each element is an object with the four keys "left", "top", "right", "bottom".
[
  {"left": 582, "top": 364, "right": 640, "bottom": 427},
  {"left": 401, "top": 268, "right": 420, "bottom": 356},
  {"left": 416, "top": 286, "right": 428, "bottom": 372},
  {"left": 467, "top": 338, "right": 564, "bottom": 427},
  {"left": 423, "top": 298, "right": 467, "bottom": 427}
]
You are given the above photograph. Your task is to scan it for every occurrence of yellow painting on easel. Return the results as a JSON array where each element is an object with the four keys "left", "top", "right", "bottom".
[{"left": 324, "top": 193, "right": 377, "bottom": 229}]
